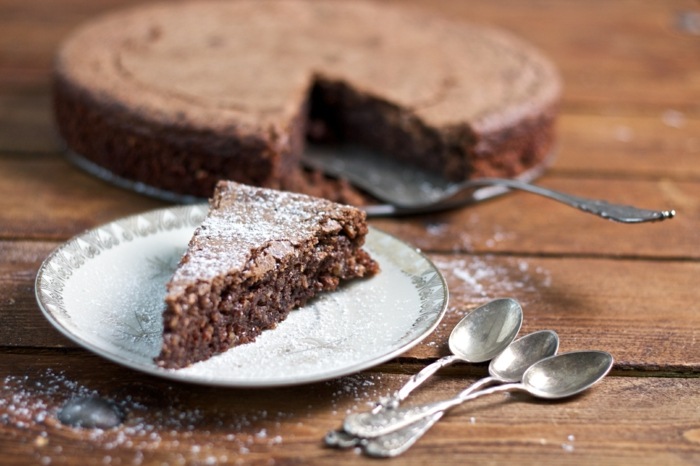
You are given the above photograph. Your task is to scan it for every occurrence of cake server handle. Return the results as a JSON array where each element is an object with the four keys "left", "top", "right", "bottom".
[{"left": 364, "top": 178, "right": 676, "bottom": 222}]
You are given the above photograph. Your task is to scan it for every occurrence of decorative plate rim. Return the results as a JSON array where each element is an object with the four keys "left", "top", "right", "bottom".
[{"left": 34, "top": 204, "right": 449, "bottom": 387}]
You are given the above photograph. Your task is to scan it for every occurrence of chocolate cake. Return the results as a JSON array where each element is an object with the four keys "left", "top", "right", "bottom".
[
  {"left": 53, "top": 0, "right": 561, "bottom": 203},
  {"left": 156, "top": 181, "right": 379, "bottom": 369}
]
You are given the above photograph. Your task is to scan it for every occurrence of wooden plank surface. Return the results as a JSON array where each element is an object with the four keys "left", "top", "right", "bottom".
[
  {"left": 1, "top": 353, "right": 699, "bottom": 466},
  {"left": 0, "top": 154, "right": 166, "bottom": 240},
  {"left": 555, "top": 114, "right": 700, "bottom": 179},
  {"left": 1, "top": 151, "right": 694, "bottom": 257},
  {"left": 1, "top": 0, "right": 699, "bottom": 464},
  {"left": 372, "top": 177, "right": 695, "bottom": 258},
  {"left": 397, "top": 0, "right": 700, "bottom": 115}
]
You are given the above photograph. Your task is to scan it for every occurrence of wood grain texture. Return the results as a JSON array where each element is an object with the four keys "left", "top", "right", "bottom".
[
  {"left": 0, "top": 353, "right": 698, "bottom": 466},
  {"left": 0, "top": 155, "right": 693, "bottom": 252},
  {"left": 0, "top": 154, "right": 167, "bottom": 240},
  {"left": 4, "top": 241, "right": 699, "bottom": 371},
  {"left": 426, "top": 254, "right": 700, "bottom": 372},
  {"left": 371, "top": 177, "right": 696, "bottom": 258},
  {"left": 395, "top": 0, "right": 700, "bottom": 114},
  {"left": 0, "top": 84, "right": 56, "bottom": 154},
  {"left": 555, "top": 114, "right": 700, "bottom": 179}
]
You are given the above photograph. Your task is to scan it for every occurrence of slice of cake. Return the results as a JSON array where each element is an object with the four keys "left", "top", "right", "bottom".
[{"left": 156, "top": 181, "right": 379, "bottom": 369}]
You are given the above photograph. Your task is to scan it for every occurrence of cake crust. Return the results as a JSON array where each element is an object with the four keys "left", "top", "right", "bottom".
[
  {"left": 53, "top": 0, "right": 560, "bottom": 200},
  {"left": 157, "top": 181, "right": 378, "bottom": 369}
]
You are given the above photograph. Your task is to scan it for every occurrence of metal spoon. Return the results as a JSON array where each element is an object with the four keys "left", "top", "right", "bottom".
[
  {"left": 302, "top": 147, "right": 675, "bottom": 222},
  {"left": 343, "top": 350, "right": 613, "bottom": 439},
  {"left": 362, "top": 330, "right": 560, "bottom": 457},
  {"left": 324, "top": 298, "right": 523, "bottom": 448},
  {"left": 380, "top": 298, "right": 523, "bottom": 410}
]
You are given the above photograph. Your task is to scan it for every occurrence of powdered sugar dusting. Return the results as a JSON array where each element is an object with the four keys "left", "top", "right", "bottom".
[
  {"left": 169, "top": 182, "right": 353, "bottom": 290},
  {"left": 0, "top": 369, "right": 376, "bottom": 464},
  {"left": 424, "top": 255, "right": 552, "bottom": 345},
  {"left": 176, "top": 247, "right": 422, "bottom": 383}
]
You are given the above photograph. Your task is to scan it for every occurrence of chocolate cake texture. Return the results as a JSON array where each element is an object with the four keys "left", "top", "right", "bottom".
[
  {"left": 157, "top": 181, "right": 379, "bottom": 369},
  {"left": 53, "top": 0, "right": 561, "bottom": 202}
]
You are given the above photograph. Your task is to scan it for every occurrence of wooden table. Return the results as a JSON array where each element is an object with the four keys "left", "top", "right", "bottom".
[{"left": 2, "top": 0, "right": 699, "bottom": 464}]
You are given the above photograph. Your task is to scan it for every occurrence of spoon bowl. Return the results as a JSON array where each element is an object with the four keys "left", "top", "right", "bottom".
[
  {"left": 522, "top": 350, "right": 613, "bottom": 399},
  {"left": 386, "top": 298, "right": 523, "bottom": 407},
  {"left": 449, "top": 298, "right": 524, "bottom": 363},
  {"left": 489, "top": 329, "right": 560, "bottom": 383}
]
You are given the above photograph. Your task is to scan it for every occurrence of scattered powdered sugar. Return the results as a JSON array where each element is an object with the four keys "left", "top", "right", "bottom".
[
  {"left": 2, "top": 373, "right": 252, "bottom": 463},
  {"left": 561, "top": 433, "right": 576, "bottom": 452},
  {"left": 325, "top": 373, "right": 389, "bottom": 414},
  {"left": 171, "top": 182, "right": 354, "bottom": 287},
  {"left": 426, "top": 255, "right": 552, "bottom": 344},
  {"left": 614, "top": 125, "right": 634, "bottom": 142},
  {"left": 661, "top": 109, "right": 686, "bottom": 128},
  {"left": 484, "top": 229, "right": 515, "bottom": 248},
  {"left": 676, "top": 10, "right": 700, "bottom": 35},
  {"left": 1, "top": 368, "right": 389, "bottom": 464},
  {"left": 433, "top": 255, "right": 552, "bottom": 301}
]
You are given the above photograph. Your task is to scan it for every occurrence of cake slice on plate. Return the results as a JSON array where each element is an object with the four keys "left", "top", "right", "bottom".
[{"left": 156, "top": 181, "right": 379, "bottom": 369}]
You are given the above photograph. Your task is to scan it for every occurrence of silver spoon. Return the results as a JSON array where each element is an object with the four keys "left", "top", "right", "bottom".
[
  {"left": 362, "top": 329, "right": 560, "bottom": 457},
  {"left": 324, "top": 298, "right": 523, "bottom": 448},
  {"left": 302, "top": 148, "right": 675, "bottom": 222},
  {"left": 343, "top": 350, "right": 613, "bottom": 439},
  {"left": 379, "top": 298, "right": 523, "bottom": 410}
]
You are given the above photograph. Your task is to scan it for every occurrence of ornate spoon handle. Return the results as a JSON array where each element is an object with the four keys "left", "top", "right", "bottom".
[
  {"left": 474, "top": 178, "right": 675, "bottom": 224},
  {"left": 363, "top": 412, "right": 444, "bottom": 457},
  {"left": 380, "top": 354, "right": 462, "bottom": 409},
  {"left": 343, "top": 383, "right": 519, "bottom": 438},
  {"left": 326, "top": 373, "right": 499, "bottom": 448},
  {"left": 374, "top": 178, "right": 676, "bottom": 223},
  {"left": 361, "top": 376, "right": 499, "bottom": 457},
  {"left": 324, "top": 354, "right": 461, "bottom": 448}
]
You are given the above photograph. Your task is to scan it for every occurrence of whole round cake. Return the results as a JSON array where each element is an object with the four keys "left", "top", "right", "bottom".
[{"left": 53, "top": 0, "right": 561, "bottom": 203}]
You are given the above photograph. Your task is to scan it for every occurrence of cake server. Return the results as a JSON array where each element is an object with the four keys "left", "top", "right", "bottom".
[{"left": 302, "top": 145, "right": 675, "bottom": 222}]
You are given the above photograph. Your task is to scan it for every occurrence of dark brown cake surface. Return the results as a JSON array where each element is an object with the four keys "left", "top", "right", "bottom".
[
  {"left": 157, "top": 181, "right": 378, "bottom": 369},
  {"left": 53, "top": 0, "right": 561, "bottom": 202}
]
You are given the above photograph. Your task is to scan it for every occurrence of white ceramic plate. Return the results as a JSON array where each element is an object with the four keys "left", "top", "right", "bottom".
[{"left": 35, "top": 205, "right": 448, "bottom": 387}]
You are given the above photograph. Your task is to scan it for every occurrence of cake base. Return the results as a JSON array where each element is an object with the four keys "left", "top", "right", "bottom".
[{"left": 65, "top": 145, "right": 554, "bottom": 215}]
